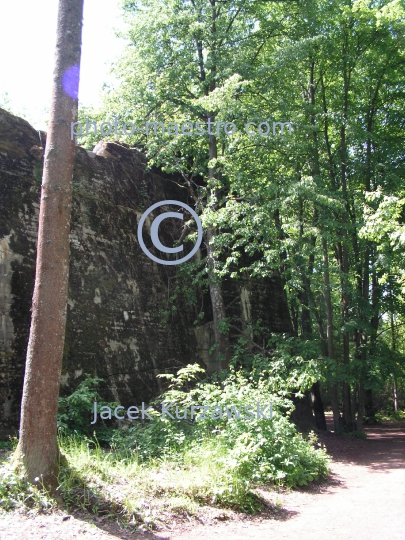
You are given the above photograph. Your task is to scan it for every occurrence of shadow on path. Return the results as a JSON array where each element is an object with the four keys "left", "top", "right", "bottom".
[{"left": 319, "top": 417, "right": 405, "bottom": 471}]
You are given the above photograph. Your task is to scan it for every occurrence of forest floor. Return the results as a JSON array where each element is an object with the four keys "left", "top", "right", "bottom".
[{"left": 1, "top": 417, "right": 404, "bottom": 540}]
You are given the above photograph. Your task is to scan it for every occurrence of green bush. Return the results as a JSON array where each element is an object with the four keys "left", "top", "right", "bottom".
[
  {"left": 375, "top": 409, "right": 405, "bottom": 422},
  {"left": 57, "top": 375, "right": 118, "bottom": 441},
  {"left": 1, "top": 368, "right": 329, "bottom": 517},
  {"left": 110, "top": 365, "right": 330, "bottom": 490}
]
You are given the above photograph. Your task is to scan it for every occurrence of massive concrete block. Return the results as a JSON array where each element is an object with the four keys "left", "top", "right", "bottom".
[
  {"left": 0, "top": 108, "right": 293, "bottom": 432},
  {"left": 0, "top": 109, "right": 202, "bottom": 430}
]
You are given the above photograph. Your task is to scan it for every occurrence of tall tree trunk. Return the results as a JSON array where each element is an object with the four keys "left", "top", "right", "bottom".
[
  {"left": 355, "top": 86, "right": 380, "bottom": 430},
  {"left": 13, "top": 0, "right": 84, "bottom": 490},
  {"left": 336, "top": 238, "right": 352, "bottom": 428},
  {"left": 391, "top": 303, "right": 398, "bottom": 412},
  {"left": 205, "top": 116, "right": 230, "bottom": 370},
  {"left": 364, "top": 389, "right": 374, "bottom": 418},
  {"left": 336, "top": 38, "right": 353, "bottom": 429},
  {"left": 369, "top": 260, "right": 380, "bottom": 409},
  {"left": 323, "top": 239, "right": 342, "bottom": 431},
  {"left": 319, "top": 77, "right": 341, "bottom": 430},
  {"left": 311, "top": 382, "right": 327, "bottom": 431},
  {"left": 393, "top": 377, "right": 398, "bottom": 412},
  {"left": 357, "top": 379, "right": 365, "bottom": 430},
  {"left": 303, "top": 64, "right": 327, "bottom": 431},
  {"left": 200, "top": 0, "right": 230, "bottom": 371}
]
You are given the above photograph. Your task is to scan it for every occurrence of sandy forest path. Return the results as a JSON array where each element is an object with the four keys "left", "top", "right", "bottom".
[
  {"left": 1, "top": 420, "right": 405, "bottom": 540},
  {"left": 167, "top": 421, "right": 405, "bottom": 540}
]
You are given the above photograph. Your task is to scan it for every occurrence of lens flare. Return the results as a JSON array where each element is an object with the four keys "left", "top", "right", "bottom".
[{"left": 62, "top": 65, "right": 80, "bottom": 99}]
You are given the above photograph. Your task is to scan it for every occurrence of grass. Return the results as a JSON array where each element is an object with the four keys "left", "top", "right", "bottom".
[
  {"left": 374, "top": 410, "right": 405, "bottom": 422},
  {"left": 59, "top": 435, "right": 263, "bottom": 520},
  {"left": 0, "top": 434, "right": 264, "bottom": 529},
  {"left": 0, "top": 420, "right": 330, "bottom": 529},
  {"left": 0, "top": 369, "right": 331, "bottom": 529},
  {"left": 0, "top": 438, "right": 58, "bottom": 513}
]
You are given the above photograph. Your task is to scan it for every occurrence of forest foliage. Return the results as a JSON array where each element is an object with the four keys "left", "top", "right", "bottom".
[{"left": 76, "top": 0, "right": 405, "bottom": 430}]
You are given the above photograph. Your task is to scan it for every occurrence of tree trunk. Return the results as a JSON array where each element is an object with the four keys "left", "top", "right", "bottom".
[
  {"left": 205, "top": 118, "right": 230, "bottom": 370},
  {"left": 205, "top": 225, "right": 230, "bottom": 371},
  {"left": 337, "top": 241, "right": 352, "bottom": 429},
  {"left": 290, "top": 391, "right": 316, "bottom": 432},
  {"left": 300, "top": 64, "right": 326, "bottom": 432},
  {"left": 337, "top": 49, "right": 353, "bottom": 430},
  {"left": 364, "top": 389, "right": 374, "bottom": 418},
  {"left": 323, "top": 239, "right": 342, "bottom": 431},
  {"left": 391, "top": 309, "right": 398, "bottom": 411},
  {"left": 366, "top": 263, "right": 380, "bottom": 422},
  {"left": 13, "top": 0, "right": 84, "bottom": 490},
  {"left": 200, "top": 1, "right": 230, "bottom": 372},
  {"left": 356, "top": 379, "right": 365, "bottom": 430},
  {"left": 393, "top": 377, "right": 398, "bottom": 412},
  {"left": 355, "top": 95, "right": 379, "bottom": 431},
  {"left": 311, "top": 382, "right": 327, "bottom": 431}
]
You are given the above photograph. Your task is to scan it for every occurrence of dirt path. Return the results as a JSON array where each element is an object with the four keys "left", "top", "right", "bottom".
[
  {"left": 1, "top": 421, "right": 405, "bottom": 540},
  {"left": 165, "top": 422, "right": 405, "bottom": 540}
]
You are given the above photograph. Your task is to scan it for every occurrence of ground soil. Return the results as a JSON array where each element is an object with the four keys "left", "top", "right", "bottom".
[{"left": 1, "top": 418, "right": 404, "bottom": 540}]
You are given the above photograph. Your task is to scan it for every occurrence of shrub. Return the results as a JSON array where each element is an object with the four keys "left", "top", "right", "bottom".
[
  {"left": 110, "top": 365, "right": 330, "bottom": 490},
  {"left": 57, "top": 375, "right": 118, "bottom": 442},
  {"left": 1, "top": 368, "right": 329, "bottom": 518}
]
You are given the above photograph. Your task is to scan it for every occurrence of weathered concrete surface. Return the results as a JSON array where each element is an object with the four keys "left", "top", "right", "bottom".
[{"left": 0, "top": 108, "right": 294, "bottom": 431}]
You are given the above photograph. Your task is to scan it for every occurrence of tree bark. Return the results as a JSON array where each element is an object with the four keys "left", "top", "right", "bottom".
[
  {"left": 364, "top": 389, "right": 374, "bottom": 418},
  {"left": 311, "top": 382, "right": 327, "bottom": 431},
  {"left": 356, "top": 380, "right": 365, "bottom": 431},
  {"left": 354, "top": 90, "right": 379, "bottom": 431},
  {"left": 393, "top": 377, "right": 398, "bottom": 412},
  {"left": 336, "top": 37, "right": 353, "bottom": 429},
  {"left": 205, "top": 119, "right": 230, "bottom": 370},
  {"left": 336, "top": 239, "right": 352, "bottom": 429},
  {"left": 13, "top": 0, "right": 84, "bottom": 490},
  {"left": 197, "top": 1, "right": 230, "bottom": 372},
  {"left": 323, "top": 239, "right": 342, "bottom": 431},
  {"left": 391, "top": 309, "right": 398, "bottom": 411},
  {"left": 301, "top": 63, "right": 326, "bottom": 431}
]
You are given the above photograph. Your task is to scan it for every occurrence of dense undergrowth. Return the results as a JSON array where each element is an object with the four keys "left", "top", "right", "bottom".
[{"left": 0, "top": 365, "right": 330, "bottom": 528}]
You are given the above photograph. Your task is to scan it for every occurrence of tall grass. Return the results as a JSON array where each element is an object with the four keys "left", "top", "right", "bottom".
[{"left": 0, "top": 366, "right": 330, "bottom": 528}]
